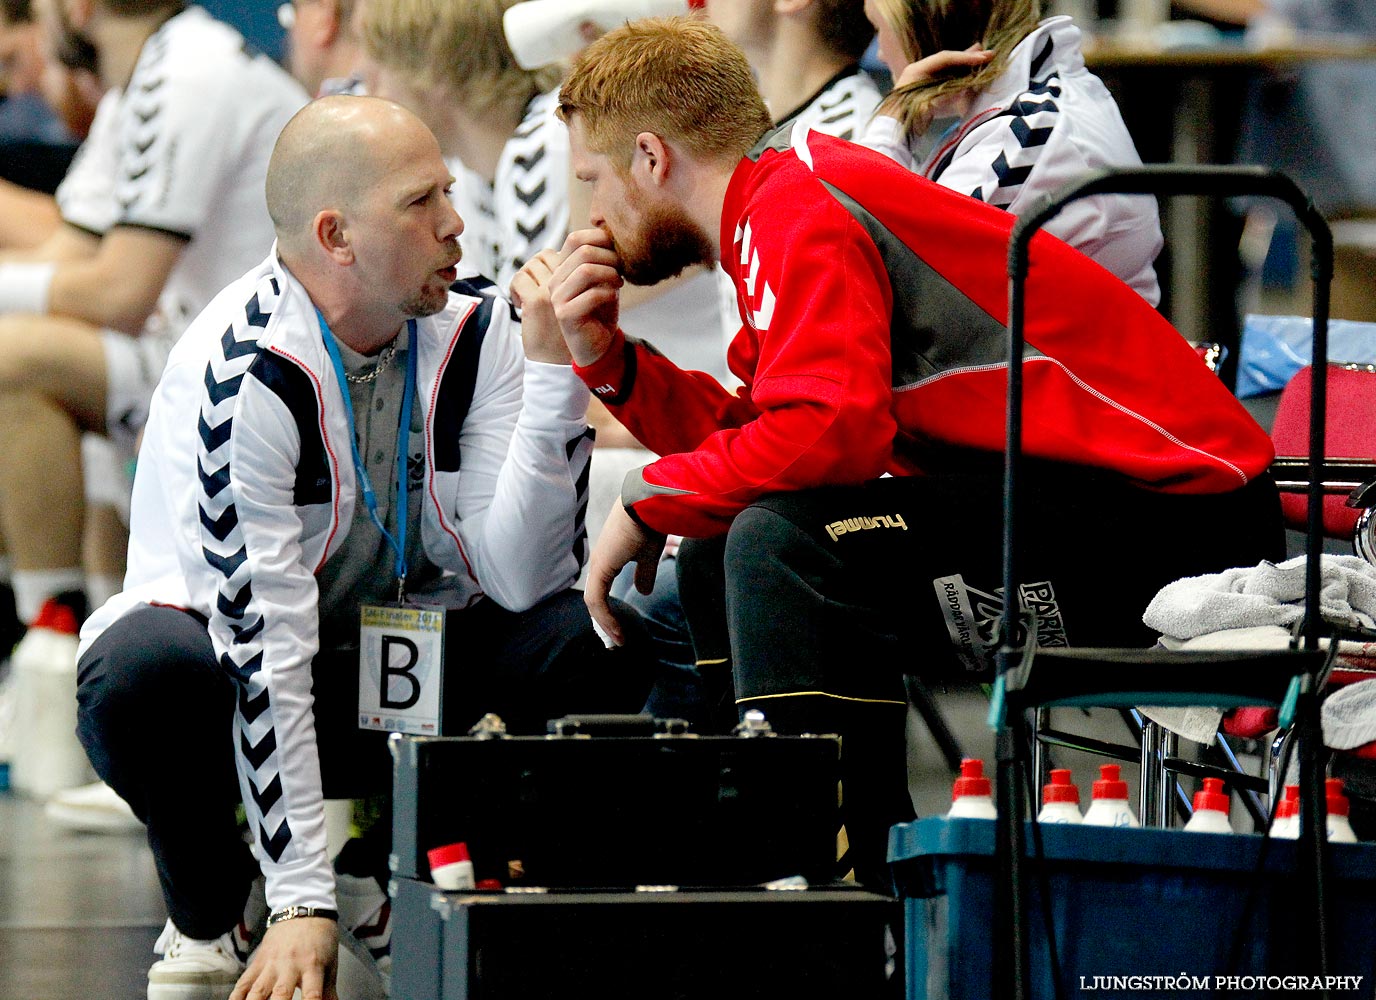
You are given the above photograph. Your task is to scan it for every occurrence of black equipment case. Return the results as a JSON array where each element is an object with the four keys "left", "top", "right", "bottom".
[
  {"left": 389, "top": 875, "right": 900, "bottom": 1000},
  {"left": 389, "top": 722, "right": 842, "bottom": 889}
]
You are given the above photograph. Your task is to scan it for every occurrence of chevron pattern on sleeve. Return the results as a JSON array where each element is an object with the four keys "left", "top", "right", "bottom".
[
  {"left": 966, "top": 68, "right": 1061, "bottom": 210},
  {"left": 116, "top": 29, "right": 172, "bottom": 215},
  {"left": 194, "top": 274, "right": 297, "bottom": 863}
]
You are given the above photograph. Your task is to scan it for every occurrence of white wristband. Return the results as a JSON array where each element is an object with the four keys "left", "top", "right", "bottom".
[{"left": 0, "top": 261, "right": 56, "bottom": 315}]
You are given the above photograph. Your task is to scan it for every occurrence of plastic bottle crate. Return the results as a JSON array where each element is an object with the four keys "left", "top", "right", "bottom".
[{"left": 890, "top": 817, "right": 1376, "bottom": 1000}]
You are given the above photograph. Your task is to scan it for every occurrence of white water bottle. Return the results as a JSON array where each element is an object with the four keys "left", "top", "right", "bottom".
[
  {"left": 9, "top": 599, "right": 95, "bottom": 797},
  {"left": 1082, "top": 764, "right": 1140, "bottom": 828},
  {"left": 947, "top": 758, "right": 997, "bottom": 819},
  {"left": 1037, "top": 769, "right": 1083, "bottom": 824},
  {"left": 428, "top": 842, "right": 475, "bottom": 890},
  {"left": 1182, "top": 778, "right": 1233, "bottom": 834},
  {"left": 503, "top": 0, "right": 690, "bottom": 70},
  {"left": 1271, "top": 784, "right": 1300, "bottom": 839},
  {"left": 1325, "top": 778, "right": 1358, "bottom": 844}
]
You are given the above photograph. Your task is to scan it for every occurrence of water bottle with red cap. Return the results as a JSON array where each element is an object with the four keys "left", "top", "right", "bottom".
[
  {"left": 1082, "top": 764, "right": 1140, "bottom": 828},
  {"left": 1271, "top": 784, "right": 1300, "bottom": 839},
  {"left": 947, "top": 758, "right": 997, "bottom": 819},
  {"left": 1325, "top": 778, "right": 1358, "bottom": 843},
  {"left": 1183, "top": 777, "right": 1234, "bottom": 834},
  {"left": 428, "top": 842, "right": 476, "bottom": 891},
  {"left": 1036, "top": 769, "right": 1083, "bottom": 824}
]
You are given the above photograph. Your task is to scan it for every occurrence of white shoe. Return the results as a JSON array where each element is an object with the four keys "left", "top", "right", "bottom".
[
  {"left": 337, "top": 872, "right": 392, "bottom": 995},
  {"left": 45, "top": 780, "right": 143, "bottom": 833},
  {"left": 147, "top": 919, "right": 247, "bottom": 1000}
]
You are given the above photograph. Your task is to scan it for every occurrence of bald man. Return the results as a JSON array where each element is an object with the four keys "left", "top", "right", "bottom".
[{"left": 73, "top": 96, "right": 649, "bottom": 1000}]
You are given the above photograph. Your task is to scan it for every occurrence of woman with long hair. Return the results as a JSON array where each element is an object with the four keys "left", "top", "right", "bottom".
[{"left": 860, "top": 0, "right": 1164, "bottom": 303}]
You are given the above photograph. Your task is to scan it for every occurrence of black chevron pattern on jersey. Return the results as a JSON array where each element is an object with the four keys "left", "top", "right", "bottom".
[
  {"left": 250, "top": 773, "right": 283, "bottom": 814},
  {"left": 219, "top": 580, "right": 253, "bottom": 619},
  {"left": 195, "top": 273, "right": 301, "bottom": 867},
  {"left": 198, "top": 456, "right": 231, "bottom": 497},
  {"left": 259, "top": 819, "right": 291, "bottom": 862},
  {"left": 116, "top": 20, "right": 172, "bottom": 214},
  {"left": 239, "top": 683, "right": 270, "bottom": 723},
  {"left": 783, "top": 72, "right": 875, "bottom": 144},
  {"left": 230, "top": 616, "right": 265, "bottom": 645},
  {"left": 241, "top": 726, "right": 276, "bottom": 770},
  {"left": 198, "top": 503, "right": 239, "bottom": 541},
  {"left": 499, "top": 93, "right": 562, "bottom": 283},
  {"left": 514, "top": 178, "right": 547, "bottom": 208},
  {"left": 198, "top": 411, "right": 233, "bottom": 451},
  {"left": 513, "top": 146, "right": 545, "bottom": 171},
  {"left": 930, "top": 64, "right": 1063, "bottom": 211}
]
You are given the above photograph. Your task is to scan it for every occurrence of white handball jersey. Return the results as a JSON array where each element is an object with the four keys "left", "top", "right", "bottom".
[
  {"left": 448, "top": 88, "right": 569, "bottom": 293},
  {"left": 60, "top": 7, "right": 308, "bottom": 335},
  {"left": 776, "top": 66, "right": 881, "bottom": 143},
  {"left": 55, "top": 88, "right": 122, "bottom": 237}
]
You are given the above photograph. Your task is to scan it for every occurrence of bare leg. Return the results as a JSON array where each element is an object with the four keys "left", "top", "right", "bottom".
[{"left": 0, "top": 314, "right": 107, "bottom": 600}]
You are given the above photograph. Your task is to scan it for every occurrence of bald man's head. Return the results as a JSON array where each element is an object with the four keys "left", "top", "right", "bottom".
[{"left": 266, "top": 95, "right": 431, "bottom": 255}]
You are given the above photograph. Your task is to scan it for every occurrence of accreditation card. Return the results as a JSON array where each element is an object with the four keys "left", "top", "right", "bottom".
[{"left": 357, "top": 603, "right": 446, "bottom": 735}]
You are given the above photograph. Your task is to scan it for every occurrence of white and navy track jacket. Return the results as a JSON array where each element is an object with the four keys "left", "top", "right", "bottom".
[
  {"left": 80, "top": 250, "right": 594, "bottom": 911},
  {"left": 860, "top": 16, "right": 1163, "bottom": 305}
]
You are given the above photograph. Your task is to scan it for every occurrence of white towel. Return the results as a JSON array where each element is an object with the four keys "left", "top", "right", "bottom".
[
  {"left": 1322, "top": 678, "right": 1376, "bottom": 750},
  {"left": 1143, "top": 555, "right": 1376, "bottom": 641},
  {"left": 1140, "top": 626, "right": 1294, "bottom": 743}
]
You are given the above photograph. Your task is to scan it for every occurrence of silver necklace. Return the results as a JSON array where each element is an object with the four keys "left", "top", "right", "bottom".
[{"left": 345, "top": 340, "right": 398, "bottom": 384}]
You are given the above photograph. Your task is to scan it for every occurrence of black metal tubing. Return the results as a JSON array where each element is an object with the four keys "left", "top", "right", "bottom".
[{"left": 996, "top": 165, "right": 1333, "bottom": 1000}]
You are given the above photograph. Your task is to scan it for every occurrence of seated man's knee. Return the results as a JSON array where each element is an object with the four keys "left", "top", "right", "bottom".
[
  {"left": 723, "top": 501, "right": 821, "bottom": 582},
  {"left": 0, "top": 315, "right": 42, "bottom": 388}
]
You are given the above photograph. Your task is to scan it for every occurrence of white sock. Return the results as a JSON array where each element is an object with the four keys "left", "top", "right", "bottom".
[
  {"left": 11, "top": 569, "right": 85, "bottom": 624},
  {"left": 84, "top": 574, "right": 122, "bottom": 614}
]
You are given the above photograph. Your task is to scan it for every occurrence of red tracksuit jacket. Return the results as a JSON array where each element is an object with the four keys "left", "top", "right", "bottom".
[{"left": 574, "top": 125, "right": 1274, "bottom": 537}]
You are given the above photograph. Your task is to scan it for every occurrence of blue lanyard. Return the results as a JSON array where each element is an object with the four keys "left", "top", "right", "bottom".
[{"left": 317, "top": 310, "right": 418, "bottom": 599}]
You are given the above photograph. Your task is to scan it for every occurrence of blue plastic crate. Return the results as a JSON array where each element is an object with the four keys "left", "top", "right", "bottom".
[{"left": 890, "top": 817, "right": 1376, "bottom": 1000}]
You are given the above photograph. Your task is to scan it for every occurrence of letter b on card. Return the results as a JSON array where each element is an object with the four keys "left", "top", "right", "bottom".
[{"left": 358, "top": 604, "right": 445, "bottom": 735}]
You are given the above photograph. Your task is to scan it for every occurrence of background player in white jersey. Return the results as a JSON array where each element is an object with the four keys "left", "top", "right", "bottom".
[
  {"left": 703, "top": 0, "right": 879, "bottom": 141},
  {"left": 358, "top": 0, "right": 565, "bottom": 293},
  {"left": 0, "top": 0, "right": 305, "bottom": 789},
  {"left": 277, "top": 0, "right": 363, "bottom": 97}
]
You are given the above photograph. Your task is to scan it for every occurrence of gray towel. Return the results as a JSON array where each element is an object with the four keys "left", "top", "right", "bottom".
[
  {"left": 1322, "top": 678, "right": 1376, "bottom": 750},
  {"left": 1143, "top": 555, "right": 1376, "bottom": 641}
]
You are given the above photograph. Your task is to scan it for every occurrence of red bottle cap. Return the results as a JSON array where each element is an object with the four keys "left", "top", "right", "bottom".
[
  {"left": 1042, "top": 769, "right": 1080, "bottom": 804},
  {"left": 1275, "top": 784, "right": 1300, "bottom": 820},
  {"left": 31, "top": 598, "right": 78, "bottom": 635},
  {"left": 952, "top": 758, "right": 991, "bottom": 800},
  {"left": 1326, "top": 778, "right": 1350, "bottom": 818},
  {"left": 475, "top": 879, "right": 503, "bottom": 891},
  {"left": 427, "top": 841, "right": 471, "bottom": 869},
  {"left": 1193, "top": 777, "right": 1229, "bottom": 814},
  {"left": 1092, "top": 764, "right": 1129, "bottom": 801}
]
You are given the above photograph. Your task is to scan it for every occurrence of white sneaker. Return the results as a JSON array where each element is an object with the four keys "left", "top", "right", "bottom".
[
  {"left": 337, "top": 872, "right": 392, "bottom": 994},
  {"left": 147, "top": 919, "right": 248, "bottom": 1000},
  {"left": 45, "top": 780, "right": 143, "bottom": 833}
]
